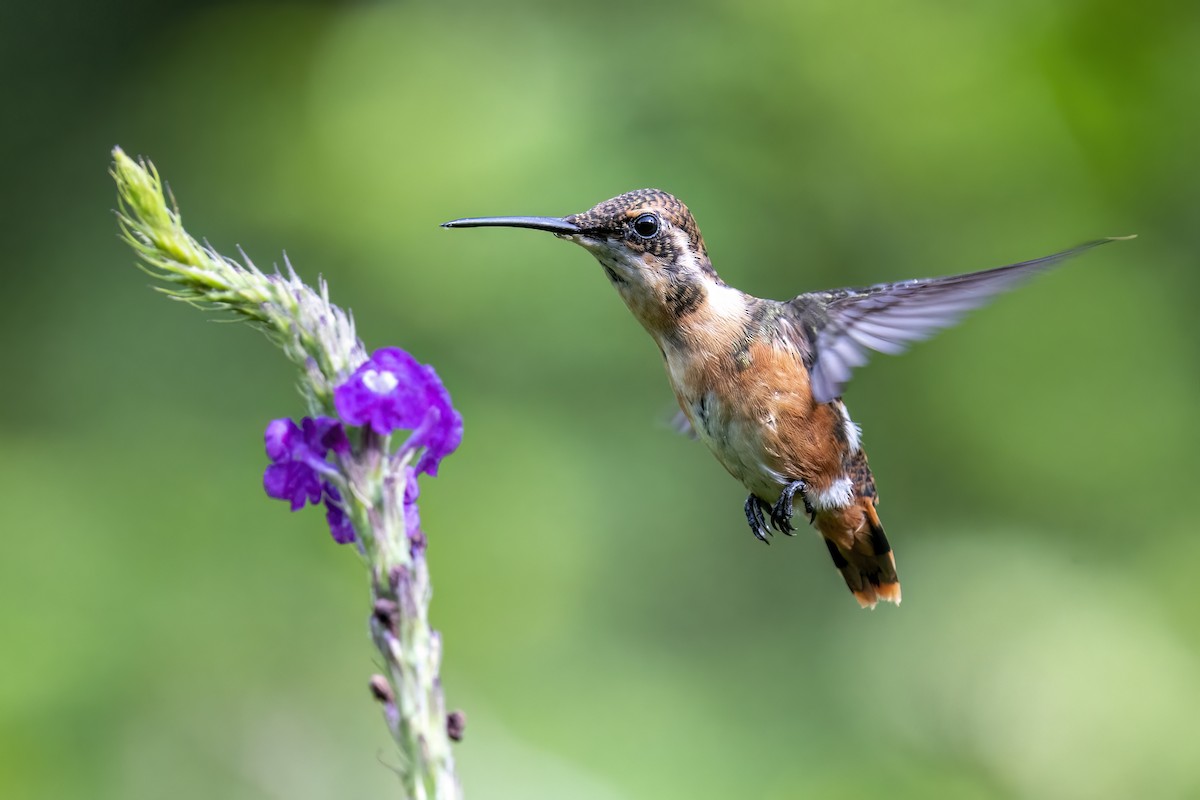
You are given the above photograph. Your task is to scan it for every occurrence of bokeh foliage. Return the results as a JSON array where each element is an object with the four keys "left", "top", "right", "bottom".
[{"left": 2, "top": 1, "right": 1198, "bottom": 798}]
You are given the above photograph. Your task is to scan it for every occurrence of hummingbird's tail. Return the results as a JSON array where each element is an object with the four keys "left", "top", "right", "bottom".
[{"left": 815, "top": 454, "right": 901, "bottom": 608}]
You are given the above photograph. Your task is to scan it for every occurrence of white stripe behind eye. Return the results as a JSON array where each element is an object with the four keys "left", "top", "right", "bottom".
[{"left": 672, "top": 229, "right": 698, "bottom": 272}]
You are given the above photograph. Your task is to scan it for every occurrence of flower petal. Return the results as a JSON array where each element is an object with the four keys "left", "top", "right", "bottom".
[
  {"left": 334, "top": 348, "right": 460, "bottom": 445},
  {"left": 264, "top": 418, "right": 298, "bottom": 462},
  {"left": 323, "top": 485, "right": 356, "bottom": 545},
  {"left": 264, "top": 462, "right": 322, "bottom": 511}
]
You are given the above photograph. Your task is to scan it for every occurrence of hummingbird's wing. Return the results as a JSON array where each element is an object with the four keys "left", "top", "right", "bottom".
[{"left": 790, "top": 238, "right": 1125, "bottom": 404}]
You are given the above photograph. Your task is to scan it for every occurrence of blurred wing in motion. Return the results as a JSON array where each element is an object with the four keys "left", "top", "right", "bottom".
[
  {"left": 668, "top": 408, "right": 698, "bottom": 439},
  {"left": 789, "top": 238, "right": 1129, "bottom": 404}
]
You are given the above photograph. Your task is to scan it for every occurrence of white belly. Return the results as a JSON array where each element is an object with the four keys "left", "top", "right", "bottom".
[
  {"left": 679, "top": 381, "right": 860, "bottom": 511},
  {"left": 686, "top": 391, "right": 788, "bottom": 503}
]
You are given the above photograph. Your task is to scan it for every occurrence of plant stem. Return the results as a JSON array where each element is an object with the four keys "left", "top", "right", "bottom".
[{"left": 112, "top": 147, "right": 462, "bottom": 798}]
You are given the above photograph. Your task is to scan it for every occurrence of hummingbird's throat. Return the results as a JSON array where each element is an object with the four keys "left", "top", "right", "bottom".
[{"left": 571, "top": 227, "right": 737, "bottom": 337}]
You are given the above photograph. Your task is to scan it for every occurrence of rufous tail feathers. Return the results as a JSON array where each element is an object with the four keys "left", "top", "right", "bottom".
[{"left": 817, "top": 497, "right": 901, "bottom": 609}]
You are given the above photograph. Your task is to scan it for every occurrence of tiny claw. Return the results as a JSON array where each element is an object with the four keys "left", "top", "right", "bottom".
[
  {"left": 744, "top": 494, "right": 773, "bottom": 543},
  {"left": 770, "top": 480, "right": 811, "bottom": 535}
]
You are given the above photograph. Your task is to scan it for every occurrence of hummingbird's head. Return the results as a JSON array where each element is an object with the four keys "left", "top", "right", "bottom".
[
  {"left": 561, "top": 188, "right": 712, "bottom": 282},
  {"left": 444, "top": 189, "right": 726, "bottom": 336}
]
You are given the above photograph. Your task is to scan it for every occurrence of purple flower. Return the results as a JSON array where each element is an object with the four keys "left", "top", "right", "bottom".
[
  {"left": 334, "top": 347, "right": 463, "bottom": 476},
  {"left": 324, "top": 485, "right": 357, "bottom": 545},
  {"left": 263, "top": 416, "right": 356, "bottom": 544},
  {"left": 263, "top": 417, "right": 337, "bottom": 509}
]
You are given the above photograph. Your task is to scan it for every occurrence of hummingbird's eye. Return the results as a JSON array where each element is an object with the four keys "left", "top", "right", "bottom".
[{"left": 631, "top": 213, "right": 660, "bottom": 239}]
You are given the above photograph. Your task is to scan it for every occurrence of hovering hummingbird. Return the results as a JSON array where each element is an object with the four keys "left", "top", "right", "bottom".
[{"left": 443, "top": 190, "right": 1125, "bottom": 608}]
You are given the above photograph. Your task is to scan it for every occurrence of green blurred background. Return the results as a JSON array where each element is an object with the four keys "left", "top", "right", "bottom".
[{"left": 4, "top": 1, "right": 1198, "bottom": 797}]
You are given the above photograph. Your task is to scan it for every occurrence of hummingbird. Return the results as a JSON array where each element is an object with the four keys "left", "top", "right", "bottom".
[{"left": 443, "top": 190, "right": 1125, "bottom": 608}]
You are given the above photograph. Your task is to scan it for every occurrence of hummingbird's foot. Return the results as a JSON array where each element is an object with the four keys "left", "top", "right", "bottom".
[
  {"left": 771, "top": 480, "right": 815, "bottom": 533},
  {"left": 744, "top": 494, "right": 773, "bottom": 544}
]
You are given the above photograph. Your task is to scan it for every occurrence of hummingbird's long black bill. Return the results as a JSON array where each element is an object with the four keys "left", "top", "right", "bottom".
[{"left": 440, "top": 216, "right": 580, "bottom": 234}]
